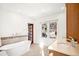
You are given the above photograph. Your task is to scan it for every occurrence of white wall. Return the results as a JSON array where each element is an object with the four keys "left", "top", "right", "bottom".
[
  {"left": 0, "top": 6, "right": 66, "bottom": 46},
  {"left": 34, "top": 9, "right": 66, "bottom": 46},
  {"left": 57, "top": 11, "right": 66, "bottom": 43},
  {"left": 0, "top": 9, "right": 33, "bottom": 37}
]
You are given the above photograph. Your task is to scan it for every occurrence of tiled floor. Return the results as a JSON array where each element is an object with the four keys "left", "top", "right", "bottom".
[{"left": 23, "top": 44, "right": 49, "bottom": 56}]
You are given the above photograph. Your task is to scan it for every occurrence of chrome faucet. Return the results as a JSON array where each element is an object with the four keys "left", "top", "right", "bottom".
[
  {"left": 71, "top": 37, "right": 77, "bottom": 47},
  {"left": 68, "top": 36, "right": 76, "bottom": 47}
]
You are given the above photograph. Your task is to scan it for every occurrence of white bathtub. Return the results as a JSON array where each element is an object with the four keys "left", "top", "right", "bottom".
[{"left": 0, "top": 40, "right": 31, "bottom": 56}]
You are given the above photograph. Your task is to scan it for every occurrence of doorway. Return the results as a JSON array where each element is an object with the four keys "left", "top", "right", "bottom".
[{"left": 28, "top": 23, "right": 34, "bottom": 44}]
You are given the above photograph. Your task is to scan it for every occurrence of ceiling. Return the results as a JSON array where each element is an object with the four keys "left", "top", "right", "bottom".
[{"left": 0, "top": 3, "right": 65, "bottom": 19}]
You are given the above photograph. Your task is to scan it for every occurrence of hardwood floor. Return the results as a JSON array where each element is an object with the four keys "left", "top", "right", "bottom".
[{"left": 22, "top": 44, "right": 49, "bottom": 56}]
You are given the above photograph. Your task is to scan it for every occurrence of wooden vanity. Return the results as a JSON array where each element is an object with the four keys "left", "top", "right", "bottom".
[{"left": 48, "top": 41, "right": 79, "bottom": 56}]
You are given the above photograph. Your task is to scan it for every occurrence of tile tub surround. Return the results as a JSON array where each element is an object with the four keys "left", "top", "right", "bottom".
[{"left": 1, "top": 35, "right": 28, "bottom": 45}]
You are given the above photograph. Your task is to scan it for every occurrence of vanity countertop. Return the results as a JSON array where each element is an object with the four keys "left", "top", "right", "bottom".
[{"left": 48, "top": 41, "right": 79, "bottom": 56}]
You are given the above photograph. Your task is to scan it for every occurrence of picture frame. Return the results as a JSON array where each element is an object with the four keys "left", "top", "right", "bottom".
[
  {"left": 42, "top": 23, "right": 47, "bottom": 38},
  {"left": 49, "top": 21, "right": 57, "bottom": 38}
]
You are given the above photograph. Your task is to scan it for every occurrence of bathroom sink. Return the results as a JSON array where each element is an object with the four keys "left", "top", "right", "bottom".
[
  {"left": 57, "top": 42, "right": 77, "bottom": 49},
  {"left": 48, "top": 40, "right": 79, "bottom": 56}
]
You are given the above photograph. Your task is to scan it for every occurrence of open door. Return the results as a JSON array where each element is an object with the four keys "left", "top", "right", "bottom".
[{"left": 28, "top": 23, "right": 34, "bottom": 44}]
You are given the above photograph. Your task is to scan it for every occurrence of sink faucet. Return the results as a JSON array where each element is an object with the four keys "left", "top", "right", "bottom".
[
  {"left": 68, "top": 36, "right": 77, "bottom": 47},
  {"left": 71, "top": 38, "right": 76, "bottom": 47}
]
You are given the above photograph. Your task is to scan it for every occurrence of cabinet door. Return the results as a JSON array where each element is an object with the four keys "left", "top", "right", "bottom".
[
  {"left": 66, "top": 4, "right": 74, "bottom": 38},
  {"left": 66, "top": 3, "right": 79, "bottom": 43}
]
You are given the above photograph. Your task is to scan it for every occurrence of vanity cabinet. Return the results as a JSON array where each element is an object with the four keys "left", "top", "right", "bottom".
[
  {"left": 66, "top": 3, "right": 79, "bottom": 43},
  {"left": 49, "top": 50, "right": 68, "bottom": 56}
]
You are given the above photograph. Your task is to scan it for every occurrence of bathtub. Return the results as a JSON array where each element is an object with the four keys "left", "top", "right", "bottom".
[{"left": 0, "top": 40, "right": 31, "bottom": 56}]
